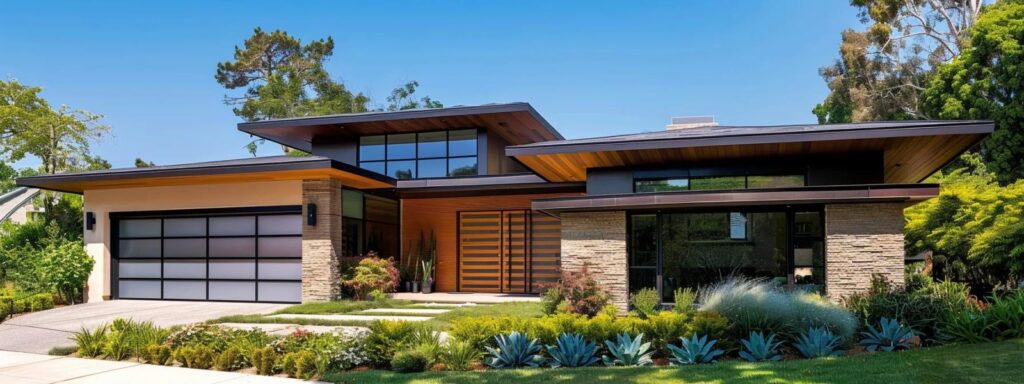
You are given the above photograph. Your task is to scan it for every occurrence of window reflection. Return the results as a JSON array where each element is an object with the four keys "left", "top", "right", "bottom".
[{"left": 358, "top": 129, "right": 479, "bottom": 178}]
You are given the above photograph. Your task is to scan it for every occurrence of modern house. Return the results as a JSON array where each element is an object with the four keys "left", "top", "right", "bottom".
[{"left": 17, "top": 103, "right": 993, "bottom": 310}]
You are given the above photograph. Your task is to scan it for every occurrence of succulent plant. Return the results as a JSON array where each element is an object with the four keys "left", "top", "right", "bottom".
[
  {"left": 739, "top": 331, "right": 783, "bottom": 362},
  {"left": 602, "top": 332, "right": 653, "bottom": 366},
  {"left": 667, "top": 333, "right": 724, "bottom": 365},
  {"left": 484, "top": 331, "right": 544, "bottom": 368},
  {"left": 860, "top": 317, "right": 914, "bottom": 352},
  {"left": 547, "top": 333, "right": 600, "bottom": 368},
  {"left": 794, "top": 327, "right": 845, "bottom": 358}
]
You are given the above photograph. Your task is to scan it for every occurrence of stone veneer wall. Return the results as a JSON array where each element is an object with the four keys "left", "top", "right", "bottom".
[
  {"left": 560, "top": 211, "right": 628, "bottom": 312},
  {"left": 301, "top": 179, "right": 343, "bottom": 301},
  {"left": 825, "top": 202, "right": 906, "bottom": 301}
]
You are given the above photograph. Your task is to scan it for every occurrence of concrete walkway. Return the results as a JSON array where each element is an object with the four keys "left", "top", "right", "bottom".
[
  {"left": 391, "top": 292, "right": 540, "bottom": 303},
  {"left": 0, "top": 351, "right": 313, "bottom": 384},
  {"left": 0, "top": 300, "right": 288, "bottom": 354},
  {"left": 268, "top": 313, "right": 433, "bottom": 322}
]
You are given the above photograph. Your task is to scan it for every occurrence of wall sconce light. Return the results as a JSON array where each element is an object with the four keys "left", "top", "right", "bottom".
[
  {"left": 306, "top": 203, "right": 317, "bottom": 226},
  {"left": 85, "top": 212, "right": 96, "bottom": 230}
]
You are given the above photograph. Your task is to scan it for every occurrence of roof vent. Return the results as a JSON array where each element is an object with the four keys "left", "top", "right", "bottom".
[{"left": 667, "top": 116, "right": 717, "bottom": 130}]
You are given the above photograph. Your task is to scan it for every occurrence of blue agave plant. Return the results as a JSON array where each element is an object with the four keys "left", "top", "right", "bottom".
[
  {"left": 484, "top": 331, "right": 545, "bottom": 368},
  {"left": 547, "top": 333, "right": 600, "bottom": 368},
  {"left": 602, "top": 332, "right": 653, "bottom": 366},
  {"left": 667, "top": 334, "right": 724, "bottom": 365},
  {"left": 794, "top": 327, "right": 844, "bottom": 358},
  {"left": 738, "top": 331, "right": 783, "bottom": 362},
  {"left": 860, "top": 317, "right": 914, "bottom": 352}
]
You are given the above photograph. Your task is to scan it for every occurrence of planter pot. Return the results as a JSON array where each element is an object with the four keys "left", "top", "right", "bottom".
[
  {"left": 404, "top": 281, "right": 412, "bottom": 292},
  {"left": 422, "top": 283, "right": 432, "bottom": 294},
  {"left": 412, "top": 281, "right": 420, "bottom": 292}
]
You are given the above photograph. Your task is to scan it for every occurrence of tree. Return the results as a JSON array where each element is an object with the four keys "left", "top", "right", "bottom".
[
  {"left": 921, "top": 0, "right": 1024, "bottom": 184},
  {"left": 814, "top": 0, "right": 984, "bottom": 123},
  {"left": 0, "top": 80, "right": 50, "bottom": 148},
  {"left": 134, "top": 158, "right": 155, "bottom": 168},
  {"left": 386, "top": 81, "right": 443, "bottom": 111},
  {"left": 38, "top": 225, "right": 94, "bottom": 304}
]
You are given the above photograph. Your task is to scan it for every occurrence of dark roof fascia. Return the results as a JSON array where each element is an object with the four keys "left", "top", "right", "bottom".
[
  {"left": 506, "top": 121, "right": 994, "bottom": 156},
  {"left": 531, "top": 183, "right": 939, "bottom": 213},
  {"left": 395, "top": 173, "right": 583, "bottom": 198},
  {"left": 237, "top": 102, "right": 564, "bottom": 140}
]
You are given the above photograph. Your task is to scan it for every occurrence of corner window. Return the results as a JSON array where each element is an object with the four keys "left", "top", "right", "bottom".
[
  {"left": 358, "top": 129, "right": 478, "bottom": 179},
  {"left": 341, "top": 190, "right": 399, "bottom": 258}
]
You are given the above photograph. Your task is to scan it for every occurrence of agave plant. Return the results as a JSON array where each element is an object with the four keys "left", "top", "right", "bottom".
[
  {"left": 547, "top": 333, "right": 600, "bottom": 368},
  {"left": 602, "top": 332, "right": 653, "bottom": 366},
  {"left": 794, "top": 327, "right": 844, "bottom": 358},
  {"left": 860, "top": 317, "right": 914, "bottom": 352},
  {"left": 667, "top": 334, "right": 724, "bottom": 365},
  {"left": 484, "top": 331, "right": 544, "bottom": 368},
  {"left": 738, "top": 331, "right": 783, "bottom": 362}
]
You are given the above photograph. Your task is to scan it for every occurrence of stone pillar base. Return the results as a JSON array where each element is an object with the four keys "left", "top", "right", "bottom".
[
  {"left": 825, "top": 203, "right": 906, "bottom": 302},
  {"left": 560, "top": 211, "right": 628, "bottom": 313},
  {"left": 301, "top": 179, "right": 343, "bottom": 301}
]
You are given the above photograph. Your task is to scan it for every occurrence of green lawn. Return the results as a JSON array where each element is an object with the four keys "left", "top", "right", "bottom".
[{"left": 326, "top": 338, "right": 1024, "bottom": 384}]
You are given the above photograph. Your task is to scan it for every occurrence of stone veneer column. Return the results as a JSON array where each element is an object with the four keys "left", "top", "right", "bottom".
[
  {"left": 560, "top": 211, "right": 628, "bottom": 312},
  {"left": 825, "top": 202, "right": 906, "bottom": 301},
  {"left": 301, "top": 179, "right": 343, "bottom": 301}
]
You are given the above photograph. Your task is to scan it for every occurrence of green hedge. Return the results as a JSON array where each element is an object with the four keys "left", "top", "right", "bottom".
[{"left": 0, "top": 293, "right": 55, "bottom": 321}]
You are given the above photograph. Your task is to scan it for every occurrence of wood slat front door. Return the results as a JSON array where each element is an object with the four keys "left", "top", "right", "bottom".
[
  {"left": 458, "top": 210, "right": 561, "bottom": 293},
  {"left": 458, "top": 211, "right": 503, "bottom": 292}
]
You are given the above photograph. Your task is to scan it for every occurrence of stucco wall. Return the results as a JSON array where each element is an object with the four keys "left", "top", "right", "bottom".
[{"left": 82, "top": 181, "right": 302, "bottom": 303}]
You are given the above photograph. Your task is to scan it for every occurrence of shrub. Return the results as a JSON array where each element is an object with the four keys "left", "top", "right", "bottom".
[
  {"left": 554, "top": 266, "right": 610, "bottom": 317},
  {"left": 642, "top": 311, "right": 688, "bottom": 357},
  {"left": 484, "top": 332, "right": 544, "bottom": 368},
  {"left": 525, "top": 312, "right": 588, "bottom": 346},
  {"left": 214, "top": 346, "right": 244, "bottom": 371},
  {"left": 449, "top": 316, "right": 527, "bottom": 351},
  {"left": 540, "top": 285, "right": 564, "bottom": 315},
  {"left": 686, "top": 311, "right": 731, "bottom": 349},
  {"left": 28, "top": 293, "right": 54, "bottom": 311},
  {"left": 145, "top": 343, "right": 172, "bottom": 365},
  {"left": 281, "top": 351, "right": 317, "bottom": 379},
  {"left": 700, "top": 277, "right": 856, "bottom": 340},
  {"left": 72, "top": 325, "right": 108, "bottom": 358},
  {"left": 364, "top": 320, "right": 421, "bottom": 367},
  {"left": 859, "top": 317, "right": 914, "bottom": 352},
  {"left": 986, "top": 290, "right": 1024, "bottom": 340},
  {"left": 944, "top": 308, "right": 996, "bottom": 343},
  {"left": 631, "top": 288, "right": 661, "bottom": 318},
  {"left": 440, "top": 340, "right": 482, "bottom": 371},
  {"left": 391, "top": 349, "right": 430, "bottom": 373},
  {"left": 739, "top": 331, "right": 783, "bottom": 362},
  {"left": 673, "top": 288, "right": 697, "bottom": 314},
  {"left": 103, "top": 327, "right": 131, "bottom": 360},
  {"left": 602, "top": 332, "right": 653, "bottom": 366},
  {"left": 251, "top": 346, "right": 278, "bottom": 375},
  {"left": 793, "top": 327, "right": 844, "bottom": 358},
  {"left": 667, "top": 334, "right": 724, "bottom": 365},
  {"left": 39, "top": 238, "right": 94, "bottom": 304},
  {"left": 175, "top": 345, "right": 216, "bottom": 369},
  {"left": 845, "top": 276, "right": 970, "bottom": 345},
  {"left": 342, "top": 256, "right": 400, "bottom": 300},
  {"left": 546, "top": 333, "right": 600, "bottom": 368}
]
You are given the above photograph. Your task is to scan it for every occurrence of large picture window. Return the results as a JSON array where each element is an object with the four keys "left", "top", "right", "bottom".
[
  {"left": 358, "top": 129, "right": 478, "bottom": 179},
  {"left": 342, "top": 190, "right": 399, "bottom": 258}
]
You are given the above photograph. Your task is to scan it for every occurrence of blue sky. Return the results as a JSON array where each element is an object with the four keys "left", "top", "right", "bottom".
[{"left": 2, "top": 1, "right": 861, "bottom": 169}]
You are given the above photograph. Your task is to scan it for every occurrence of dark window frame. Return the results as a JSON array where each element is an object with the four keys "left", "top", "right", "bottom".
[
  {"left": 357, "top": 129, "right": 479, "bottom": 179},
  {"left": 633, "top": 174, "right": 807, "bottom": 193},
  {"left": 341, "top": 188, "right": 401, "bottom": 258}
]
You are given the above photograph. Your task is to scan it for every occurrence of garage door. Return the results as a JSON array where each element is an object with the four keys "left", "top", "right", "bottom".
[{"left": 112, "top": 207, "right": 303, "bottom": 303}]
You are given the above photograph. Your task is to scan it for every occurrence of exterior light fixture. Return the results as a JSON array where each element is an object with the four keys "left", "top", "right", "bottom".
[
  {"left": 85, "top": 212, "right": 96, "bottom": 230},
  {"left": 306, "top": 203, "right": 317, "bottom": 226}
]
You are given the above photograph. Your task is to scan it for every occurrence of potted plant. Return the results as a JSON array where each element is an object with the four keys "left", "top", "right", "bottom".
[{"left": 418, "top": 231, "right": 436, "bottom": 294}]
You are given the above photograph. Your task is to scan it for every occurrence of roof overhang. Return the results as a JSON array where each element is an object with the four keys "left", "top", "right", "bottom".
[
  {"left": 16, "top": 156, "right": 395, "bottom": 194},
  {"left": 238, "top": 103, "right": 563, "bottom": 152},
  {"left": 507, "top": 121, "right": 993, "bottom": 183},
  {"left": 395, "top": 173, "right": 584, "bottom": 198},
  {"left": 531, "top": 183, "right": 939, "bottom": 214}
]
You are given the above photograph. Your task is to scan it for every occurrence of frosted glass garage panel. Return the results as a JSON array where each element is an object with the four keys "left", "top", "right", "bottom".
[
  {"left": 163, "top": 218, "right": 206, "bottom": 237},
  {"left": 119, "top": 219, "right": 161, "bottom": 238},
  {"left": 163, "top": 281, "right": 206, "bottom": 300},
  {"left": 258, "top": 282, "right": 301, "bottom": 302},
  {"left": 119, "top": 239, "right": 161, "bottom": 258},
  {"left": 258, "top": 237, "right": 301, "bottom": 258},
  {"left": 164, "top": 238, "right": 206, "bottom": 258},
  {"left": 118, "top": 260, "right": 160, "bottom": 278},
  {"left": 119, "top": 280, "right": 161, "bottom": 299},
  {"left": 258, "top": 215, "right": 302, "bottom": 235},
  {"left": 209, "top": 237, "right": 255, "bottom": 258},
  {"left": 209, "top": 216, "right": 256, "bottom": 236},
  {"left": 209, "top": 260, "right": 256, "bottom": 279},
  {"left": 258, "top": 259, "right": 301, "bottom": 280},
  {"left": 163, "top": 259, "right": 206, "bottom": 279},
  {"left": 208, "top": 281, "right": 256, "bottom": 301}
]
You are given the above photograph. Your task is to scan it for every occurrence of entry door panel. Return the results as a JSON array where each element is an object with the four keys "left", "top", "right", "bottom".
[
  {"left": 458, "top": 210, "right": 561, "bottom": 293},
  {"left": 457, "top": 211, "right": 503, "bottom": 292}
]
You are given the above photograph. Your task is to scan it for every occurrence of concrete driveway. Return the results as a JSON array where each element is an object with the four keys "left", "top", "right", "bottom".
[{"left": 0, "top": 300, "right": 288, "bottom": 354}]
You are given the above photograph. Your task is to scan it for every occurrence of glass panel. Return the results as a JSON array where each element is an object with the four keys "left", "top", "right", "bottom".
[
  {"left": 448, "top": 129, "right": 477, "bottom": 156},
  {"left": 386, "top": 133, "right": 416, "bottom": 159},
  {"left": 258, "top": 282, "right": 301, "bottom": 302},
  {"left": 794, "top": 238, "right": 825, "bottom": 291},
  {"left": 163, "top": 259, "right": 206, "bottom": 279},
  {"left": 629, "top": 268, "right": 656, "bottom": 293},
  {"left": 629, "top": 215, "right": 657, "bottom": 267},
  {"left": 258, "top": 259, "right": 301, "bottom": 280},
  {"left": 359, "top": 135, "right": 386, "bottom": 161},
  {"left": 209, "top": 260, "right": 256, "bottom": 279},
  {"left": 118, "top": 260, "right": 160, "bottom": 278},
  {"left": 163, "top": 238, "right": 206, "bottom": 258},
  {"left": 387, "top": 160, "right": 415, "bottom": 179},
  {"left": 417, "top": 159, "right": 447, "bottom": 178},
  {"left": 209, "top": 237, "right": 255, "bottom": 258},
  {"left": 342, "top": 190, "right": 364, "bottom": 219},
  {"left": 119, "top": 239, "right": 161, "bottom": 258},
  {"left": 118, "top": 280, "right": 161, "bottom": 299},
  {"left": 447, "top": 157, "right": 478, "bottom": 177},
  {"left": 163, "top": 218, "right": 206, "bottom": 237},
  {"left": 729, "top": 212, "right": 747, "bottom": 240},
  {"left": 258, "top": 215, "right": 302, "bottom": 235},
  {"left": 209, "top": 281, "right": 255, "bottom": 301},
  {"left": 364, "top": 195, "right": 398, "bottom": 224},
  {"left": 366, "top": 222, "right": 399, "bottom": 258},
  {"left": 258, "top": 237, "right": 301, "bottom": 258},
  {"left": 417, "top": 131, "right": 447, "bottom": 158},
  {"left": 793, "top": 212, "right": 823, "bottom": 237},
  {"left": 119, "top": 219, "right": 161, "bottom": 238},
  {"left": 636, "top": 178, "right": 689, "bottom": 193},
  {"left": 342, "top": 217, "right": 364, "bottom": 257},
  {"left": 747, "top": 175, "right": 805, "bottom": 189},
  {"left": 209, "top": 216, "right": 255, "bottom": 236},
  {"left": 163, "top": 281, "right": 206, "bottom": 300},
  {"left": 360, "top": 161, "right": 386, "bottom": 175},
  {"left": 690, "top": 176, "right": 746, "bottom": 191}
]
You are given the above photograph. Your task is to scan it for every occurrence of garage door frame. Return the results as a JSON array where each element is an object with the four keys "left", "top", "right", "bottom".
[{"left": 111, "top": 205, "right": 303, "bottom": 303}]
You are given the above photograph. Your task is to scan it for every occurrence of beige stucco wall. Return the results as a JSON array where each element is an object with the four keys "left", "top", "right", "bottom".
[{"left": 82, "top": 181, "right": 302, "bottom": 303}]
